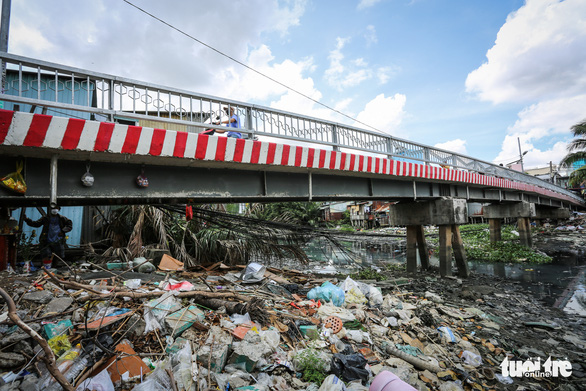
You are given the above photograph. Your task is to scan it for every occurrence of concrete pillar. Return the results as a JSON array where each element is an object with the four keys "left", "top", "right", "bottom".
[
  {"left": 417, "top": 225, "right": 430, "bottom": 270},
  {"left": 517, "top": 217, "right": 533, "bottom": 247},
  {"left": 488, "top": 218, "right": 502, "bottom": 244},
  {"left": 438, "top": 225, "right": 453, "bottom": 277},
  {"left": 484, "top": 202, "right": 536, "bottom": 247},
  {"left": 451, "top": 224, "right": 469, "bottom": 278},
  {"left": 389, "top": 199, "right": 467, "bottom": 277},
  {"left": 534, "top": 206, "right": 570, "bottom": 221},
  {"left": 406, "top": 225, "right": 418, "bottom": 273},
  {"left": 405, "top": 225, "right": 430, "bottom": 273}
]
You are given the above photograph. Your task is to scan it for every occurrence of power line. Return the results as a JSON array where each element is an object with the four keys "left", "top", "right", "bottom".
[{"left": 121, "top": 0, "right": 386, "bottom": 135}]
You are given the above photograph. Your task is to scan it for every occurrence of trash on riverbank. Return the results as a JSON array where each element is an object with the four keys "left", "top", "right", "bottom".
[{"left": 0, "top": 256, "right": 584, "bottom": 391}]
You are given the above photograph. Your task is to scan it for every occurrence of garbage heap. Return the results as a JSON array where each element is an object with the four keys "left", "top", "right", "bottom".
[{"left": 0, "top": 256, "right": 583, "bottom": 391}]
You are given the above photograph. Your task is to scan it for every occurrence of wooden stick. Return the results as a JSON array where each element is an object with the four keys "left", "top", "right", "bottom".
[{"left": 0, "top": 288, "right": 74, "bottom": 391}]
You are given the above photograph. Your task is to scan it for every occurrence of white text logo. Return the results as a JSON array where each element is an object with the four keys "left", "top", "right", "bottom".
[{"left": 501, "top": 356, "right": 572, "bottom": 378}]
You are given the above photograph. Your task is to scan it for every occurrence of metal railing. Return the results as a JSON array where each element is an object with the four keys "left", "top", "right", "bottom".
[{"left": 0, "top": 52, "right": 581, "bottom": 203}]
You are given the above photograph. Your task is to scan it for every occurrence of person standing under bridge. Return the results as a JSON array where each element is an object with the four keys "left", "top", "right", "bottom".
[
  {"left": 214, "top": 106, "right": 242, "bottom": 138},
  {"left": 23, "top": 205, "right": 72, "bottom": 268}
]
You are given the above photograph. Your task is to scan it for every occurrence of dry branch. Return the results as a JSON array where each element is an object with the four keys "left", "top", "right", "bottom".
[{"left": 0, "top": 288, "right": 74, "bottom": 391}]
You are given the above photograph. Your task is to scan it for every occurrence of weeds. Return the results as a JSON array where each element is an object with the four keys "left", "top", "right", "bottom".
[{"left": 295, "top": 348, "right": 328, "bottom": 384}]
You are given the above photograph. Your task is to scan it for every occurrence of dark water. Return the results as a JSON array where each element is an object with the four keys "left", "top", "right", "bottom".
[{"left": 302, "top": 238, "right": 586, "bottom": 316}]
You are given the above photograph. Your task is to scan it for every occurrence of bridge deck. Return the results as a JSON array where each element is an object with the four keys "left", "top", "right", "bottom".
[{"left": 0, "top": 110, "right": 582, "bottom": 207}]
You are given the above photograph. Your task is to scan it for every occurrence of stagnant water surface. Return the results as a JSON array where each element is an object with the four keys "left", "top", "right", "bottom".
[{"left": 302, "top": 238, "right": 586, "bottom": 316}]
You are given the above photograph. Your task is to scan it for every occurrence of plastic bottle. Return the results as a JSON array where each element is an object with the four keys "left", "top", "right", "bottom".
[{"left": 40, "top": 345, "right": 83, "bottom": 389}]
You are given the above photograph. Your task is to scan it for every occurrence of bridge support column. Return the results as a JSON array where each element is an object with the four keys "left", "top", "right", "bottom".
[
  {"left": 517, "top": 217, "right": 532, "bottom": 247},
  {"left": 406, "top": 225, "right": 430, "bottom": 273},
  {"left": 488, "top": 218, "right": 502, "bottom": 244},
  {"left": 484, "top": 202, "right": 535, "bottom": 247},
  {"left": 389, "top": 198, "right": 468, "bottom": 277}
]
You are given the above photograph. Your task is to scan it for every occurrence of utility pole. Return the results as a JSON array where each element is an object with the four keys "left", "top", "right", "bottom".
[
  {"left": 0, "top": 0, "right": 9, "bottom": 52},
  {"left": 0, "top": 0, "right": 10, "bottom": 108},
  {"left": 518, "top": 137, "right": 525, "bottom": 173}
]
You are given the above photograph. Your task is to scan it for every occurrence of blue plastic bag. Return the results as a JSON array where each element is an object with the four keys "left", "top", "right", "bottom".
[{"left": 307, "top": 281, "right": 345, "bottom": 306}]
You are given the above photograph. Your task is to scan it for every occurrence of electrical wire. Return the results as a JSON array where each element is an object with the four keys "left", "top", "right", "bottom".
[{"left": 121, "top": 0, "right": 387, "bottom": 135}]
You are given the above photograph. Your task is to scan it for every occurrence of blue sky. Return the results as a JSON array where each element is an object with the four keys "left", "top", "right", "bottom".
[{"left": 9, "top": 0, "right": 586, "bottom": 169}]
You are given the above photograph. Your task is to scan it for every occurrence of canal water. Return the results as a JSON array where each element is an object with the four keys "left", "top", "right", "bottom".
[{"left": 302, "top": 237, "right": 586, "bottom": 317}]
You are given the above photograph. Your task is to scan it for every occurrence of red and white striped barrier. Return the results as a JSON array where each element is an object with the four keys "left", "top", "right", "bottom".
[{"left": 0, "top": 110, "right": 578, "bottom": 204}]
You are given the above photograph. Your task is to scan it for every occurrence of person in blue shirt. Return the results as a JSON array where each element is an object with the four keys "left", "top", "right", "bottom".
[{"left": 214, "top": 106, "right": 242, "bottom": 138}]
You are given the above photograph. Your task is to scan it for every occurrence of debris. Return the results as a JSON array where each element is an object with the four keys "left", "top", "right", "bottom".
[
  {"left": 0, "top": 244, "right": 582, "bottom": 391},
  {"left": 158, "top": 254, "right": 184, "bottom": 271}
]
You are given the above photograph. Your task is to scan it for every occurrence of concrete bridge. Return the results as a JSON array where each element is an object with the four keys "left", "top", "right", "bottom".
[{"left": 0, "top": 52, "right": 582, "bottom": 277}]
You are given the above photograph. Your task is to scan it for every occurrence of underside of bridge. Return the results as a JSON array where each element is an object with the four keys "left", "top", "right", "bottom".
[{"left": 0, "top": 154, "right": 578, "bottom": 209}]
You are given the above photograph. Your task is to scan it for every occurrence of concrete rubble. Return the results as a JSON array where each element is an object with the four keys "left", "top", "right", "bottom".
[{"left": 0, "top": 254, "right": 584, "bottom": 391}]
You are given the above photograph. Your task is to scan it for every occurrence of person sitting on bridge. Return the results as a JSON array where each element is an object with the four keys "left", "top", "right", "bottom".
[
  {"left": 213, "top": 106, "right": 242, "bottom": 138},
  {"left": 23, "top": 204, "right": 72, "bottom": 268}
]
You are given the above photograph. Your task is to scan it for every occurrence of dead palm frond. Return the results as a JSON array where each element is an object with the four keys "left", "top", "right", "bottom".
[{"left": 127, "top": 206, "right": 146, "bottom": 258}]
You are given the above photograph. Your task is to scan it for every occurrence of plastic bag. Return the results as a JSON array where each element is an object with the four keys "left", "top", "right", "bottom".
[
  {"left": 240, "top": 262, "right": 266, "bottom": 282},
  {"left": 0, "top": 160, "right": 26, "bottom": 194},
  {"left": 171, "top": 339, "right": 193, "bottom": 391},
  {"left": 136, "top": 167, "right": 149, "bottom": 188},
  {"left": 307, "top": 281, "right": 345, "bottom": 306},
  {"left": 144, "top": 291, "right": 181, "bottom": 333},
  {"left": 460, "top": 350, "right": 482, "bottom": 367},
  {"left": 437, "top": 326, "right": 458, "bottom": 344},
  {"left": 48, "top": 334, "right": 72, "bottom": 355},
  {"left": 132, "top": 360, "right": 171, "bottom": 391},
  {"left": 330, "top": 353, "right": 369, "bottom": 383},
  {"left": 81, "top": 163, "right": 94, "bottom": 187},
  {"left": 318, "top": 374, "right": 346, "bottom": 391},
  {"left": 76, "top": 369, "right": 114, "bottom": 391}
]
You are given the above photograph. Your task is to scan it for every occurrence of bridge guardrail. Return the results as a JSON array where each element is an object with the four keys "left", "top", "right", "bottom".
[{"left": 0, "top": 52, "right": 582, "bottom": 203}]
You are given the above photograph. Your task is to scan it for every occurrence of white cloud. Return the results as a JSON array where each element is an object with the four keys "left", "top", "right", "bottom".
[
  {"left": 492, "top": 95, "right": 586, "bottom": 169},
  {"left": 10, "top": 22, "right": 54, "bottom": 53},
  {"left": 466, "top": 0, "right": 586, "bottom": 168},
  {"left": 353, "top": 93, "right": 406, "bottom": 135},
  {"left": 358, "top": 0, "right": 383, "bottom": 10},
  {"left": 364, "top": 25, "right": 378, "bottom": 46},
  {"left": 434, "top": 139, "right": 468, "bottom": 155},
  {"left": 466, "top": 0, "right": 586, "bottom": 104},
  {"left": 9, "top": 0, "right": 309, "bottom": 96},
  {"left": 324, "top": 36, "right": 392, "bottom": 90}
]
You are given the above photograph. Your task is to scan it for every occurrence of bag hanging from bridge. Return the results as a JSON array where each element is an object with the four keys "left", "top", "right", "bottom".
[
  {"left": 81, "top": 163, "right": 94, "bottom": 187},
  {"left": 136, "top": 166, "right": 149, "bottom": 188},
  {"left": 0, "top": 160, "right": 27, "bottom": 194}
]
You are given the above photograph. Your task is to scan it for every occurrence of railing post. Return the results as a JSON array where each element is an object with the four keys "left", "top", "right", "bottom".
[
  {"left": 424, "top": 147, "right": 431, "bottom": 166},
  {"left": 246, "top": 107, "right": 254, "bottom": 140},
  {"left": 109, "top": 79, "right": 115, "bottom": 122},
  {"left": 332, "top": 124, "right": 339, "bottom": 152},
  {"left": 387, "top": 137, "right": 394, "bottom": 158}
]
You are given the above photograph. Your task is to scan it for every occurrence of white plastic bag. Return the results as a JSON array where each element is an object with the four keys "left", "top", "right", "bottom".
[
  {"left": 75, "top": 369, "right": 114, "bottom": 391},
  {"left": 318, "top": 374, "right": 346, "bottom": 391},
  {"left": 460, "top": 350, "right": 482, "bottom": 367}
]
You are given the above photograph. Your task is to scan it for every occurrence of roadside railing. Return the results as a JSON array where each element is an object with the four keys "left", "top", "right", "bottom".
[{"left": 0, "top": 52, "right": 581, "bottom": 203}]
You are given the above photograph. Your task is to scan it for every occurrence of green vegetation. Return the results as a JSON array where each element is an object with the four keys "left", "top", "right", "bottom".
[
  {"left": 460, "top": 224, "right": 552, "bottom": 263},
  {"left": 337, "top": 224, "right": 355, "bottom": 232},
  {"left": 351, "top": 267, "right": 388, "bottom": 281},
  {"left": 295, "top": 348, "right": 328, "bottom": 385},
  {"left": 248, "top": 202, "right": 323, "bottom": 227},
  {"left": 559, "top": 120, "right": 586, "bottom": 187}
]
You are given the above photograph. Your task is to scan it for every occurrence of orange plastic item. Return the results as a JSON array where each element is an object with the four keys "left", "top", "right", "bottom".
[{"left": 323, "top": 316, "right": 343, "bottom": 334}]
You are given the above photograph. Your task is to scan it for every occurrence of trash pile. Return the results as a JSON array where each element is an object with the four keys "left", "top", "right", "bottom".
[{"left": 0, "top": 253, "right": 584, "bottom": 391}]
